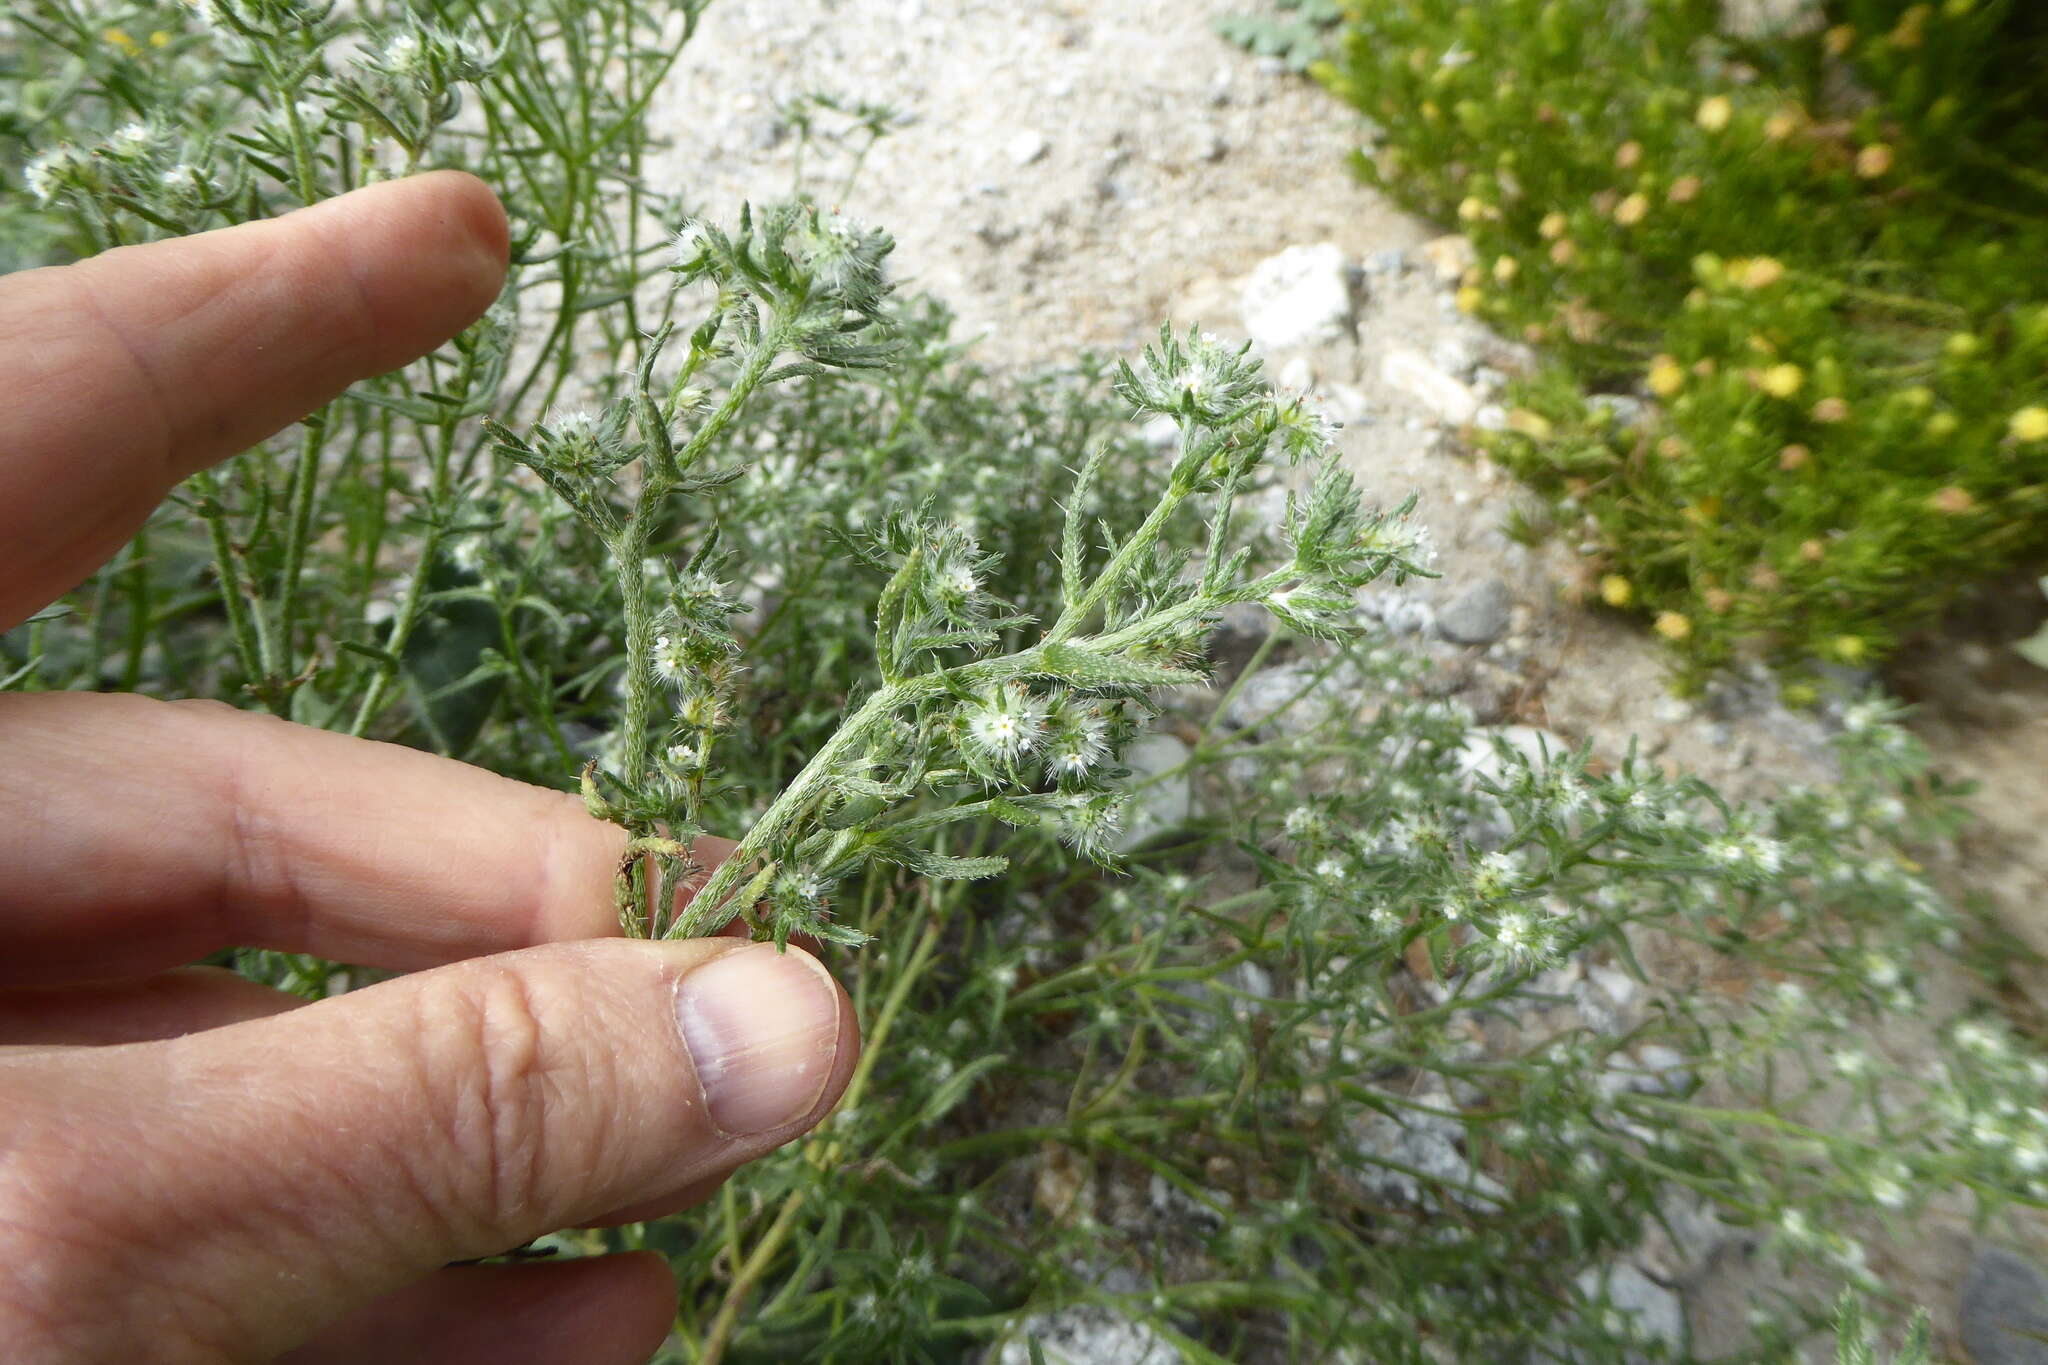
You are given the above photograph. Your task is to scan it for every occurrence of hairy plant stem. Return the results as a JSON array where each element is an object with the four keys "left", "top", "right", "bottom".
[
  {"left": 614, "top": 329, "right": 783, "bottom": 789},
  {"left": 669, "top": 561, "right": 1294, "bottom": 940}
]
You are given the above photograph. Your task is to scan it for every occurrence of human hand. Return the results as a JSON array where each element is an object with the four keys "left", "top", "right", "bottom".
[{"left": 0, "top": 172, "right": 858, "bottom": 1364}]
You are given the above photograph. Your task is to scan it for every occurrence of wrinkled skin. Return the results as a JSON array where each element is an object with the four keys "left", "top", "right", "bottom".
[{"left": 0, "top": 172, "right": 858, "bottom": 1364}]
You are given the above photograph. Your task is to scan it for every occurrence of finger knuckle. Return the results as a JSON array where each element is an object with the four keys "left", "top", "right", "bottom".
[{"left": 411, "top": 959, "right": 610, "bottom": 1242}]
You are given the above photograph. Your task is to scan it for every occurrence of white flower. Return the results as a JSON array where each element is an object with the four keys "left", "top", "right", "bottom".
[
  {"left": 1493, "top": 909, "right": 1537, "bottom": 954},
  {"left": 1952, "top": 1021, "right": 2006, "bottom": 1057},
  {"left": 651, "top": 633, "right": 690, "bottom": 682},
  {"left": 24, "top": 146, "right": 85, "bottom": 204},
  {"left": 1047, "top": 706, "right": 1109, "bottom": 777},
  {"left": 672, "top": 220, "right": 711, "bottom": 267},
  {"left": 961, "top": 685, "right": 1048, "bottom": 763},
  {"left": 105, "top": 121, "right": 156, "bottom": 159}
]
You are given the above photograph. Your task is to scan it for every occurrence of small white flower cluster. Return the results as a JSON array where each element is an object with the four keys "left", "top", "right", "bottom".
[{"left": 959, "top": 682, "right": 1049, "bottom": 764}]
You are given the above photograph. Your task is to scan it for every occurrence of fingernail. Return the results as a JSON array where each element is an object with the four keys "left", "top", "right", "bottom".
[{"left": 675, "top": 943, "right": 840, "bottom": 1135}]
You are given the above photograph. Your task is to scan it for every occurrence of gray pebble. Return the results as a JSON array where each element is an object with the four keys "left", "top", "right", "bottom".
[
  {"left": 1963, "top": 1246, "right": 2048, "bottom": 1365},
  {"left": 1438, "top": 579, "right": 1514, "bottom": 646}
]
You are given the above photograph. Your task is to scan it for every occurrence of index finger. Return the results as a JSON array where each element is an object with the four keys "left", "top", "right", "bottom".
[
  {"left": 0, "top": 691, "right": 732, "bottom": 986},
  {"left": 0, "top": 171, "right": 508, "bottom": 629}
]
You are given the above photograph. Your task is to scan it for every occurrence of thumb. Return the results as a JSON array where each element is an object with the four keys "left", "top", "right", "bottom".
[{"left": 0, "top": 937, "right": 855, "bottom": 1363}]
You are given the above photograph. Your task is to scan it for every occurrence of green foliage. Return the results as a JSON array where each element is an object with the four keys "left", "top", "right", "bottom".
[
  {"left": 1212, "top": 0, "right": 1345, "bottom": 73},
  {"left": 5, "top": 2, "right": 2046, "bottom": 1360},
  {"left": 1311, "top": 0, "right": 2048, "bottom": 681}
]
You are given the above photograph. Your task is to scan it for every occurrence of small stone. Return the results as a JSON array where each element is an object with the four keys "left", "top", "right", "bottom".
[
  {"left": 1382, "top": 347, "right": 1480, "bottom": 424},
  {"left": 992, "top": 1306, "right": 1184, "bottom": 1365},
  {"left": 1223, "top": 660, "right": 1368, "bottom": 735},
  {"left": 1240, "top": 243, "right": 1359, "bottom": 351},
  {"left": 1431, "top": 337, "right": 1479, "bottom": 379},
  {"left": 1006, "top": 129, "right": 1050, "bottom": 165},
  {"left": 1365, "top": 247, "right": 1408, "bottom": 275},
  {"left": 1721, "top": 0, "right": 1826, "bottom": 38},
  {"left": 1438, "top": 579, "right": 1513, "bottom": 646},
  {"left": 1456, "top": 726, "right": 1570, "bottom": 786},
  {"left": 1587, "top": 965, "right": 1640, "bottom": 1010},
  {"left": 1473, "top": 403, "right": 1508, "bottom": 432},
  {"left": 1575, "top": 1264, "right": 1683, "bottom": 1346},
  {"left": 1589, "top": 393, "right": 1650, "bottom": 429},
  {"left": 1357, "top": 586, "right": 1436, "bottom": 637},
  {"left": 1962, "top": 1246, "right": 2048, "bottom": 1365},
  {"left": 1114, "top": 733, "right": 1192, "bottom": 851},
  {"left": 1325, "top": 383, "right": 1373, "bottom": 428}
]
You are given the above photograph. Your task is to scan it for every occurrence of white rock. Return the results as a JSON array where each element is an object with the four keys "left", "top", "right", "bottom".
[
  {"left": 991, "top": 1308, "right": 1182, "bottom": 1365},
  {"left": 1223, "top": 660, "right": 1368, "bottom": 735},
  {"left": 1575, "top": 1264, "right": 1683, "bottom": 1346},
  {"left": 1115, "top": 732, "right": 1192, "bottom": 851},
  {"left": 1419, "top": 233, "right": 1476, "bottom": 282},
  {"left": 1239, "top": 243, "right": 1357, "bottom": 351},
  {"left": 1722, "top": 0, "right": 1825, "bottom": 37},
  {"left": 1455, "top": 726, "right": 1570, "bottom": 786},
  {"left": 1325, "top": 382, "right": 1373, "bottom": 427},
  {"left": 1276, "top": 354, "right": 1316, "bottom": 394},
  {"left": 1430, "top": 337, "right": 1478, "bottom": 379},
  {"left": 1350, "top": 1079, "right": 1504, "bottom": 1211},
  {"left": 1382, "top": 347, "right": 1480, "bottom": 425},
  {"left": 1587, "top": 965, "right": 1640, "bottom": 1011},
  {"left": 1006, "top": 129, "right": 1050, "bottom": 165}
]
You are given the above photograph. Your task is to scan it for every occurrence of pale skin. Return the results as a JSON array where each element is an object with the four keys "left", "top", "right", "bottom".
[{"left": 0, "top": 171, "right": 859, "bottom": 1364}]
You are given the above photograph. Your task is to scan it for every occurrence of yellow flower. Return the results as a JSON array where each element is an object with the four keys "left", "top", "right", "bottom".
[
  {"left": 102, "top": 25, "right": 140, "bottom": 55},
  {"left": 150, "top": 29, "right": 171, "bottom": 47},
  {"left": 1600, "top": 575, "right": 1634, "bottom": 608},
  {"left": 1736, "top": 257, "right": 1785, "bottom": 289},
  {"left": 1812, "top": 397, "right": 1850, "bottom": 423},
  {"left": 1539, "top": 211, "right": 1568, "bottom": 240},
  {"left": 2009, "top": 406, "right": 2048, "bottom": 443},
  {"left": 1832, "top": 635, "right": 1868, "bottom": 663},
  {"left": 1457, "top": 196, "right": 1489, "bottom": 223},
  {"left": 1493, "top": 255, "right": 1520, "bottom": 284},
  {"left": 1456, "top": 285, "right": 1484, "bottom": 314},
  {"left": 1549, "top": 239, "right": 1578, "bottom": 266},
  {"left": 1614, "top": 192, "right": 1649, "bottom": 226},
  {"left": 1760, "top": 364, "right": 1805, "bottom": 398},
  {"left": 1889, "top": 4, "right": 1930, "bottom": 48},
  {"left": 1667, "top": 175, "right": 1702, "bottom": 204},
  {"left": 1855, "top": 143, "right": 1895, "bottom": 179},
  {"left": 1616, "top": 140, "right": 1643, "bottom": 170},
  {"left": 1647, "top": 355, "right": 1685, "bottom": 398},
  {"left": 1696, "top": 95, "right": 1733, "bottom": 133},
  {"left": 1654, "top": 611, "right": 1693, "bottom": 641},
  {"left": 1928, "top": 486, "right": 1975, "bottom": 514},
  {"left": 1763, "top": 108, "right": 1804, "bottom": 141}
]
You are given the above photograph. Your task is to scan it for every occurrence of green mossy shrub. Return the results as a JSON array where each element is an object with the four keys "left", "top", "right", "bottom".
[{"left": 1316, "top": 0, "right": 2048, "bottom": 682}]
